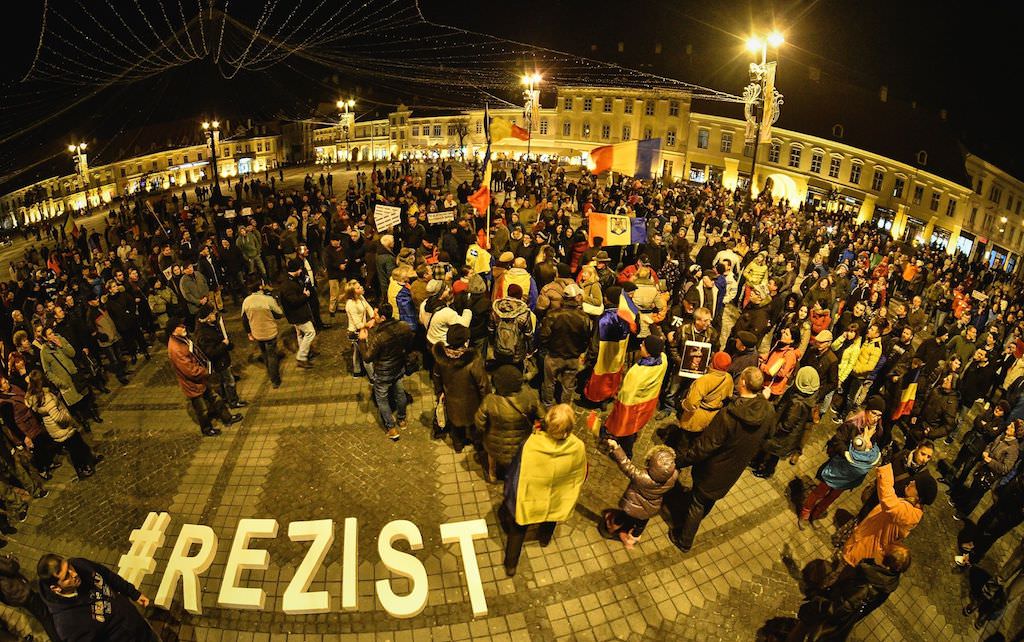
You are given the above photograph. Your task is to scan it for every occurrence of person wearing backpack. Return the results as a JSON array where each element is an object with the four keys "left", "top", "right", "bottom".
[
  {"left": 751, "top": 367, "right": 820, "bottom": 478},
  {"left": 489, "top": 283, "right": 535, "bottom": 368}
]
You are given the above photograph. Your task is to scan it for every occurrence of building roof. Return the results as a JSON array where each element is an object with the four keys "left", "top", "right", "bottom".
[{"left": 693, "top": 67, "right": 970, "bottom": 188}]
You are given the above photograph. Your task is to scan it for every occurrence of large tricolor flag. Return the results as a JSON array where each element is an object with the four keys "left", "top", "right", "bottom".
[
  {"left": 584, "top": 307, "right": 635, "bottom": 403},
  {"left": 589, "top": 139, "right": 662, "bottom": 179},
  {"left": 489, "top": 116, "right": 531, "bottom": 142},
  {"left": 587, "top": 212, "right": 647, "bottom": 247},
  {"left": 468, "top": 104, "right": 492, "bottom": 226},
  {"left": 603, "top": 354, "right": 668, "bottom": 438}
]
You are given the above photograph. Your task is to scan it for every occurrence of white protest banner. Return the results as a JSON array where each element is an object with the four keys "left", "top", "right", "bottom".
[
  {"left": 241, "top": 207, "right": 253, "bottom": 217},
  {"left": 374, "top": 205, "right": 402, "bottom": 231},
  {"left": 224, "top": 209, "right": 237, "bottom": 219},
  {"left": 427, "top": 210, "right": 456, "bottom": 225}
]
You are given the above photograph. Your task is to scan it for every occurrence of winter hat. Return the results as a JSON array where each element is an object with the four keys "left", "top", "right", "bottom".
[
  {"left": 814, "top": 330, "right": 834, "bottom": 345},
  {"left": 795, "top": 366, "right": 821, "bottom": 395},
  {"left": 556, "top": 263, "right": 572, "bottom": 278},
  {"left": 446, "top": 324, "right": 469, "bottom": 348},
  {"left": 913, "top": 472, "right": 938, "bottom": 506},
  {"left": 397, "top": 247, "right": 416, "bottom": 266},
  {"left": 467, "top": 274, "right": 487, "bottom": 294},
  {"left": 492, "top": 364, "right": 524, "bottom": 395},
  {"left": 736, "top": 331, "right": 758, "bottom": 349},
  {"left": 498, "top": 251, "right": 515, "bottom": 264},
  {"left": 562, "top": 283, "right": 583, "bottom": 299},
  {"left": 711, "top": 351, "right": 732, "bottom": 371},
  {"left": 865, "top": 395, "right": 886, "bottom": 414},
  {"left": 426, "top": 279, "right": 444, "bottom": 295},
  {"left": 644, "top": 335, "right": 665, "bottom": 356},
  {"left": 287, "top": 258, "right": 304, "bottom": 272}
]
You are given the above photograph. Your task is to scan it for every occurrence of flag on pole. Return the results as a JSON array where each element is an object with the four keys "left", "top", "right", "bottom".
[
  {"left": 588, "top": 139, "right": 662, "bottom": 179},
  {"left": 61, "top": 209, "right": 79, "bottom": 239},
  {"left": 489, "top": 116, "right": 531, "bottom": 142},
  {"left": 468, "top": 105, "right": 492, "bottom": 217},
  {"left": 587, "top": 212, "right": 647, "bottom": 246}
]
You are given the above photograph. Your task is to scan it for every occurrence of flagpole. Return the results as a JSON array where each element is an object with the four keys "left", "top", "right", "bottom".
[{"left": 484, "top": 103, "right": 491, "bottom": 249}]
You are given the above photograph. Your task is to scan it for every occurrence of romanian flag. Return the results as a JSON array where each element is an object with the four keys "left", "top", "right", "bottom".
[
  {"left": 584, "top": 309, "right": 634, "bottom": 403},
  {"left": 617, "top": 290, "right": 640, "bottom": 334},
  {"left": 890, "top": 366, "right": 921, "bottom": 420},
  {"left": 468, "top": 105, "right": 492, "bottom": 215},
  {"left": 587, "top": 212, "right": 647, "bottom": 247},
  {"left": 61, "top": 209, "right": 79, "bottom": 239},
  {"left": 490, "top": 116, "right": 530, "bottom": 141},
  {"left": 604, "top": 355, "right": 668, "bottom": 438},
  {"left": 503, "top": 431, "right": 587, "bottom": 525},
  {"left": 589, "top": 139, "right": 662, "bottom": 179}
]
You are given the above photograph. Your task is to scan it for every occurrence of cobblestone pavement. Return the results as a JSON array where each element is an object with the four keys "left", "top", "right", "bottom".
[{"left": 8, "top": 306, "right": 1020, "bottom": 642}]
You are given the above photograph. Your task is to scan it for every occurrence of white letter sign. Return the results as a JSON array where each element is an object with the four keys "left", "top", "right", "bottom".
[
  {"left": 154, "top": 524, "right": 217, "bottom": 614},
  {"left": 375, "top": 520, "right": 429, "bottom": 618},
  {"left": 282, "top": 520, "right": 334, "bottom": 615},
  {"left": 440, "top": 519, "right": 490, "bottom": 617},
  {"left": 218, "top": 518, "right": 279, "bottom": 610}
]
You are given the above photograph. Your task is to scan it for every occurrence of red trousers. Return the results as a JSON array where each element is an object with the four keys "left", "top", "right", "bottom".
[{"left": 800, "top": 481, "right": 846, "bottom": 521}]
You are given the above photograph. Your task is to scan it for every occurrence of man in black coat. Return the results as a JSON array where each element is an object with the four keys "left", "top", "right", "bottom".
[
  {"left": 37, "top": 554, "right": 158, "bottom": 642},
  {"left": 279, "top": 258, "right": 316, "bottom": 369},
  {"left": 104, "top": 279, "right": 150, "bottom": 364},
  {"left": 667, "top": 366, "right": 775, "bottom": 552},
  {"left": 193, "top": 304, "right": 246, "bottom": 409}
]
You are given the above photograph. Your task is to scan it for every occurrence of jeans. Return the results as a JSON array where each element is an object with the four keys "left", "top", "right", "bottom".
[
  {"left": 542, "top": 355, "right": 581, "bottom": 406},
  {"left": 99, "top": 343, "right": 126, "bottom": 378},
  {"left": 294, "top": 321, "right": 316, "bottom": 361},
  {"left": 257, "top": 337, "right": 281, "bottom": 385},
  {"left": 670, "top": 487, "right": 717, "bottom": 549},
  {"left": 372, "top": 375, "right": 408, "bottom": 430},
  {"left": 214, "top": 368, "right": 239, "bottom": 405},
  {"left": 348, "top": 332, "right": 368, "bottom": 375}
]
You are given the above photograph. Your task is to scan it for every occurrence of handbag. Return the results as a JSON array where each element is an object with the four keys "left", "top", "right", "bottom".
[{"left": 434, "top": 393, "right": 447, "bottom": 429}]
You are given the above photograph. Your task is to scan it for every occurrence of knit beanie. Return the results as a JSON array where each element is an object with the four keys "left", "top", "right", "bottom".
[
  {"left": 795, "top": 366, "right": 821, "bottom": 395},
  {"left": 711, "top": 351, "right": 732, "bottom": 371}
]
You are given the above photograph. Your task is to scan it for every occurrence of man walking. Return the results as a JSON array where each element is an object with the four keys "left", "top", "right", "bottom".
[
  {"left": 538, "top": 283, "right": 591, "bottom": 406},
  {"left": 667, "top": 367, "right": 774, "bottom": 553},
  {"left": 280, "top": 258, "right": 317, "bottom": 369},
  {"left": 241, "top": 277, "right": 284, "bottom": 388},
  {"left": 359, "top": 303, "right": 413, "bottom": 441}
]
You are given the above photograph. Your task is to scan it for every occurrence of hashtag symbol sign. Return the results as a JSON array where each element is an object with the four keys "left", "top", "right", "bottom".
[{"left": 117, "top": 511, "right": 171, "bottom": 587}]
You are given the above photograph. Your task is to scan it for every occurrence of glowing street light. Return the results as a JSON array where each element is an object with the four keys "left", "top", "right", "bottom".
[
  {"left": 743, "top": 31, "right": 786, "bottom": 201},
  {"left": 337, "top": 98, "right": 356, "bottom": 170},
  {"left": 68, "top": 142, "right": 90, "bottom": 212},
  {"left": 201, "top": 119, "right": 223, "bottom": 202}
]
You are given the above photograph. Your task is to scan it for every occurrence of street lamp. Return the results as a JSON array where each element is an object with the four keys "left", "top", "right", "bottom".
[
  {"left": 743, "top": 31, "right": 785, "bottom": 202},
  {"left": 521, "top": 72, "right": 542, "bottom": 161},
  {"left": 68, "top": 142, "right": 90, "bottom": 213},
  {"left": 337, "top": 98, "right": 355, "bottom": 170},
  {"left": 201, "top": 120, "right": 223, "bottom": 202}
]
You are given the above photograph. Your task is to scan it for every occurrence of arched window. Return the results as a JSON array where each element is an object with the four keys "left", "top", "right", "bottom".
[
  {"left": 832, "top": 124, "right": 844, "bottom": 138},
  {"left": 917, "top": 150, "right": 928, "bottom": 166}
]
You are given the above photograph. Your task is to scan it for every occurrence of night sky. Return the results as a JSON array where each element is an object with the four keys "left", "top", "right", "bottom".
[{"left": 0, "top": 1, "right": 1018, "bottom": 186}]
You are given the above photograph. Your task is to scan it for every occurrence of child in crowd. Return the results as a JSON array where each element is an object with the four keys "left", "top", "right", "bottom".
[{"left": 602, "top": 442, "right": 678, "bottom": 549}]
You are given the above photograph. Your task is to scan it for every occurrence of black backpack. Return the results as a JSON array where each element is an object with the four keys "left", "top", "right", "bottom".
[{"left": 493, "top": 310, "right": 530, "bottom": 362}]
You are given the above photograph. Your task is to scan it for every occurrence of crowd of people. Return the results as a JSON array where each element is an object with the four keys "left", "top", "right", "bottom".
[{"left": 0, "top": 153, "right": 1022, "bottom": 640}]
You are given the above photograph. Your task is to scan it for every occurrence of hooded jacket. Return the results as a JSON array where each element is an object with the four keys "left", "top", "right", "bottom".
[
  {"left": 843, "top": 463, "right": 922, "bottom": 568},
  {"left": 611, "top": 445, "right": 679, "bottom": 520},
  {"left": 810, "top": 560, "right": 900, "bottom": 639},
  {"left": 677, "top": 394, "right": 774, "bottom": 500},
  {"left": 475, "top": 385, "right": 545, "bottom": 467},
  {"left": 431, "top": 343, "right": 488, "bottom": 429},
  {"left": 37, "top": 558, "right": 154, "bottom": 642}
]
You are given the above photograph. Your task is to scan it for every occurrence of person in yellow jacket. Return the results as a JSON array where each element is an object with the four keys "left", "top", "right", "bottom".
[
  {"left": 671, "top": 351, "right": 735, "bottom": 450},
  {"left": 834, "top": 323, "right": 883, "bottom": 419}
]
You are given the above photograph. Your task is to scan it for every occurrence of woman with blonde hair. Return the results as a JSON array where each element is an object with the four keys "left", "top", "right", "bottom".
[{"left": 342, "top": 279, "right": 374, "bottom": 377}]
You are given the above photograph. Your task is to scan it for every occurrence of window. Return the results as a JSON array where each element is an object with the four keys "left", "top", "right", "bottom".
[
  {"left": 666, "top": 129, "right": 676, "bottom": 146},
  {"left": 987, "top": 183, "right": 1003, "bottom": 203},
  {"left": 893, "top": 177, "right": 906, "bottom": 198},
  {"left": 697, "top": 129, "right": 709, "bottom": 149},
  {"left": 432, "top": 125, "right": 441, "bottom": 137},
  {"left": 562, "top": 121, "right": 571, "bottom": 136},
  {"left": 788, "top": 146, "right": 802, "bottom": 168},
  {"left": 644, "top": 100, "right": 655, "bottom": 116},
  {"left": 447, "top": 124, "right": 457, "bottom": 136},
  {"left": 743, "top": 142, "right": 754, "bottom": 157},
  {"left": 832, "top": 124, "right": 844, "bottom": 138},
  {"left": 582, "top": 122, "right": 591, "bottom": 138},
  {"left": 167, "top": 157, "right": 174, "bottom": 167},
  {"left": 1017, "top": 200, "right": 1022, "bottom": 216},
  {"left": 120, "top": 168, "right": 126, "bottom": 177},
  {"left": 930, "top": 191, "right": 941, "bottom": 211},
  {"left": 266, "top": 141, "right": 272, "bottom": 151},
  {"left": 624, "top": 100, "right": 633, "bottom": 114},
  {"left": 152, "top": 161, "right": 158, "bottom": 170},
  {"left": 828, "top": 157, "right": 841, "bottom": 178},
  {"left": 669, "top": 100, "right": 680, "bottom": 116},
  {"left": 602, "top": 99, "right": 612, "bottom": 113},
  {"left": 768, "top": 142, "right": 781, "bottom": 164},
  {"left": 946, "top": 198, "right": 957, "bottom": 217},
  {"left": 916, "top": 150, "right": 928, "bottom": 166},
  {"left": 970, "top": 207, "right": 978, "bottom": 225},
  {"left": 256, "top": 143, "right": 262, "bottom": 152},
  {"left": 871, "top": 169, "right": 884, "bottom": 191},
  {"left": 539, "top": 119, "right": 548, "bottom": 135},
  {"left": 474, "top": 122, "right": 481, "bottom": 134},
  {"left": 849, "top": 163, "right": 862, "bottom": 185},
  {"left": 622, "top": 124, "right": 631, "bottom": 141},
  {"left": 643, "top": 126, "right": 652, "bottom": 139},
  {"left": 183, "top": 154, "right": 190, "bottom": 163},
  {"left": 583, "top": 97, "right": 592, "bottom": 112},
  {"left": 720, "top": 132, "right": 732, "bottom": 153},
  {"left": 912, "top": 185, "right": 924, "bottom": 205},
  {"left": 563, "top": 96, "right": 573, "bottom": 110},
  {"left": 810, "top": 152, "right": 823, "bottom": 174},
  {"left": 198, "top": 152, "right": 204, "bottom": 160},
  {"left": 601, "top": 123, "right": 611, "bottom": 140},
  {"left": 1008, "top": 193, "right": 1015, "bottom": 210}
]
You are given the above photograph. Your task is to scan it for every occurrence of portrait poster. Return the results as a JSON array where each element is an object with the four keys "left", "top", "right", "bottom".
[{"left": 679, "top": 340, "right": 713, "bottom": 379}]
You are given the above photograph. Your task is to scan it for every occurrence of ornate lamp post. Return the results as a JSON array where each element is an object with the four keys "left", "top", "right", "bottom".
[
  {"left": 743, "top": 32, "right": 784, "bottom": 202},
  {"left": 337, "top": 98, "right": 355, "bottom": 170},
  {"left": 68, "top": 142, "right": 90, "bottom": 213},
  {"left": 521, "top": 73, "right": 542, "bottom": 161},
  {"left": 201, "top": 120, "right": 223, "bottom": 202}
]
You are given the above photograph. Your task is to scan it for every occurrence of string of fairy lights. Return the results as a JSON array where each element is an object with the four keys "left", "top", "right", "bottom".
[{"left": 1, "top": 0, "right": 742, "bottom": 189}]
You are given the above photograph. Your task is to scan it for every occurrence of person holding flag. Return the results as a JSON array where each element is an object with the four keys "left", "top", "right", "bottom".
[
  {"left": 600, "top": 335, "right": 669, "bottom": 458},
  {"left": 584, "top": 285, "right": 639, "bottom": 406}
]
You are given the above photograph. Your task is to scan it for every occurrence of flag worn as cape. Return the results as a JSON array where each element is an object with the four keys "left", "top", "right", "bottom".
[
  {"left": 503, "top": 432, "right": 587, "bottom": 525},
  {"left": 584, "top": 308, "right": 633, "bottom": 402},
  {"left": 604, "top": 354, "right": 668, "bottom": 437}
]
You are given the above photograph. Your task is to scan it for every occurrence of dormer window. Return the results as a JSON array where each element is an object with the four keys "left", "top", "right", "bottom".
[
  {"left": 832, "top": 124, "right": 844, "bottom": 138},
  {"left": 917, "top": 150, "right": 928, "bottom": 166}
]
